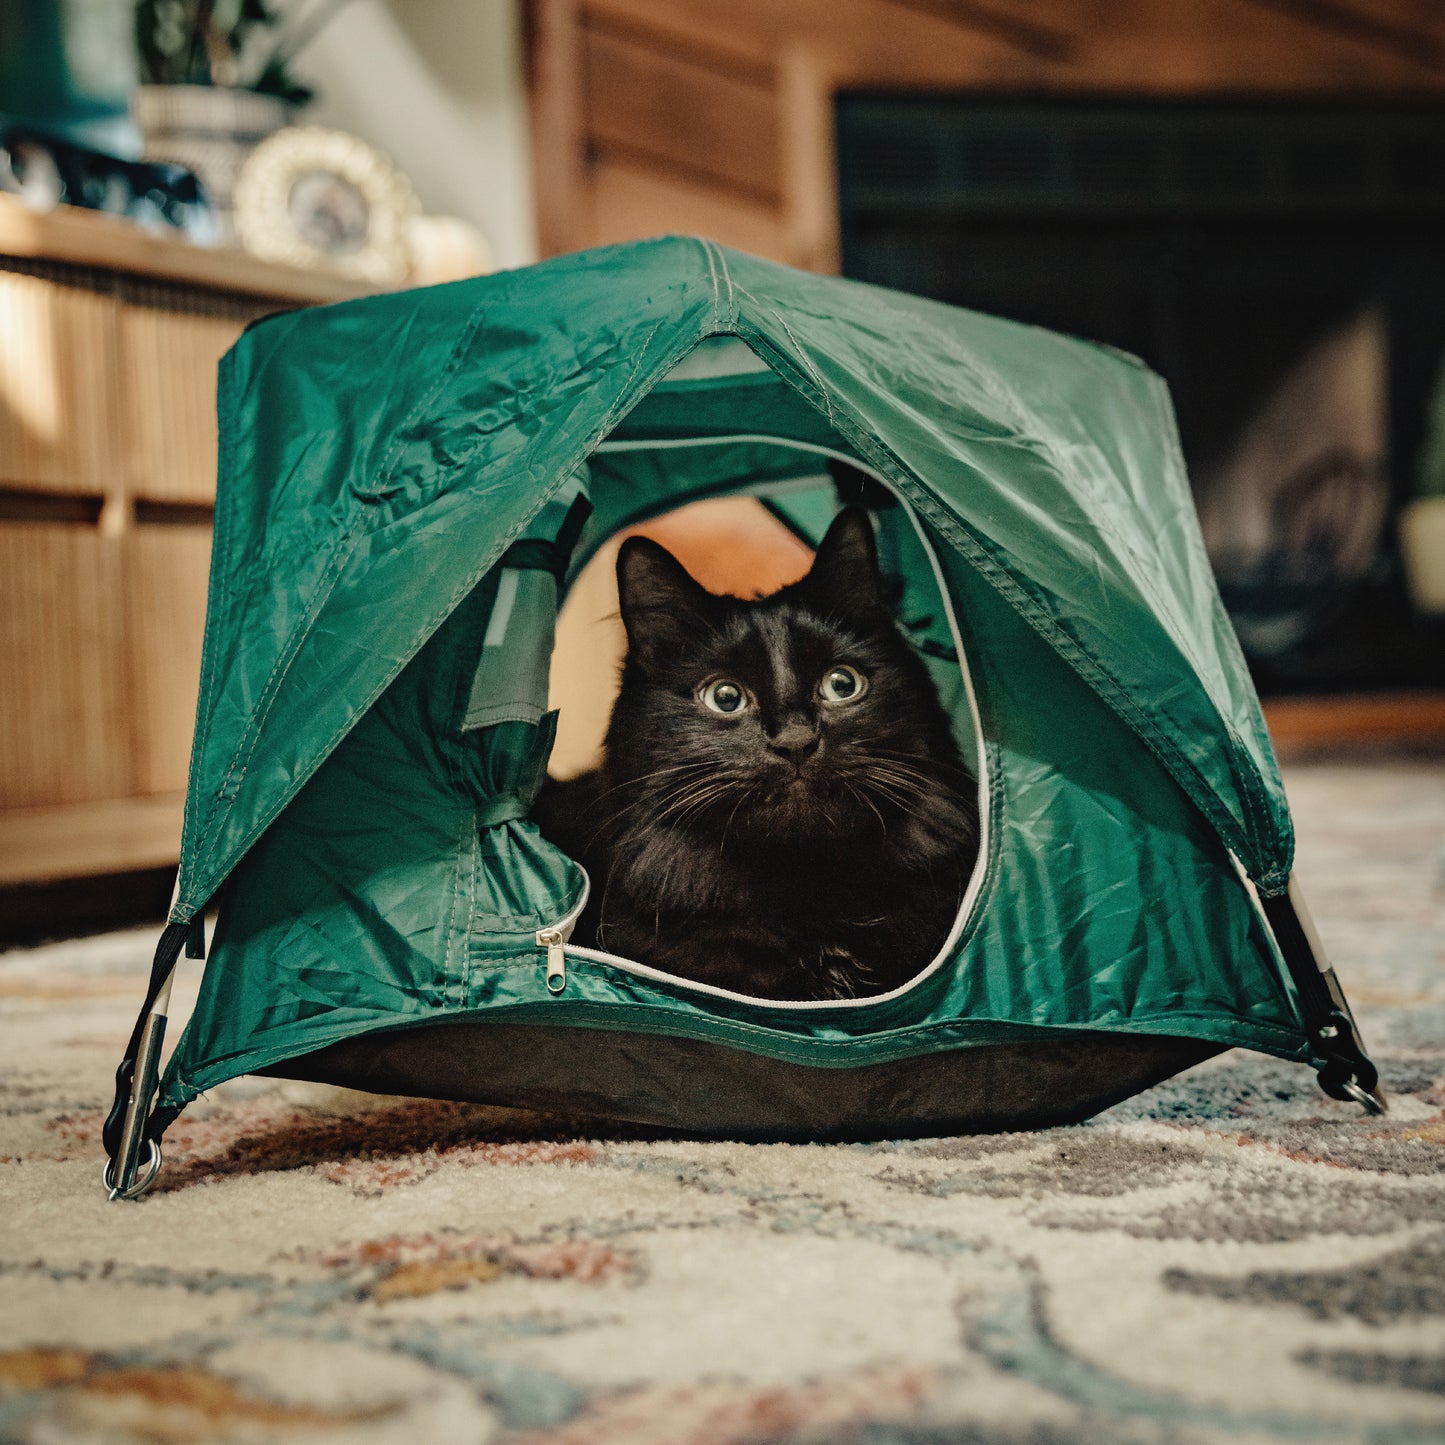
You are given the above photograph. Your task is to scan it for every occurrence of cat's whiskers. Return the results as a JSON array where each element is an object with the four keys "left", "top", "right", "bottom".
[
  {"left": 855, "top": 775, "right": 930, "bottom": 815},
  {"left": 857, "top": 760, "right": 940, "bottom": 805},
  {"left": 586, "top": 763, "right": 721, "bottom": 832},
  {"left": 842, "top": 778, "right": 889, "bottom": 837},
  {"left": 656, "top": 780, "right": 741, "bottom": 828},
  {"left": 868, "top": 747, "right": 975, "bottom": 779},
  {"left": 865, "top": 777, "right": 930, "bottom": 806},
  {"left": 590, "top": 762, "right": 714, "bottom": 808},
  {"left": 644, "top": 767, "right": 745, "bottom": 829}
]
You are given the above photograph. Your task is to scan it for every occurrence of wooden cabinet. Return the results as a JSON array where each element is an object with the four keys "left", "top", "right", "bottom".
[{"left": 0, "top": 196, "right": 372, "bottom": 887}]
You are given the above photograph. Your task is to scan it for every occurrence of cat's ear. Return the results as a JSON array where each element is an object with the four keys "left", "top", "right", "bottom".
[
  {"left": 616, "top": 536, "right": 718, "bottom": 673},
  {"left": 802, "top": 508, "right": 885, "bottom": 617}
]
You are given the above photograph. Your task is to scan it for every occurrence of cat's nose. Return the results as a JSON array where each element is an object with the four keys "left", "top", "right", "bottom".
[{"left": 768, "top": 721, "right": 819, "bottom": 768}]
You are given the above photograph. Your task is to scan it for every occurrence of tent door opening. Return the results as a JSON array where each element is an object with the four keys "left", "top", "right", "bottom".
[{"left": 532, "top": 451, "right": 991, "bottom": 1012}]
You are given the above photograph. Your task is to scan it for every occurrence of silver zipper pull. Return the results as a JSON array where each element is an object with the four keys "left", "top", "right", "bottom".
[{"left": 537, "top": 928, "right": 566, "bottom": 993}]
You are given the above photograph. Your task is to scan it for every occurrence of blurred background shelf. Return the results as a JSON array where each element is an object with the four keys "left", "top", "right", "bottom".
[
  {"left": 0, "top": 794, "right": 184, "bottom": 886},
  {"left": 0, "top": 193, "right": 376, "bottom": 304}
]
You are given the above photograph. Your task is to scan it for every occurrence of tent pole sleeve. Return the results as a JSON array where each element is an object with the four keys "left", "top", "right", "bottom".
[
  {"left": 1259, "top": 875, "right": 1385, "bottom": 1114},
  {"left": 103, "top": 920, "right": 189, "bottom": 1199}
]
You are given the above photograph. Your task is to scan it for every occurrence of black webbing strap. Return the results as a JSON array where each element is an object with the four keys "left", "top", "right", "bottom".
[
  {"left": 1259, "top": 889, "right": 1383, "bottom": 1111},
  {"left": 498, "top": 491, "right": 593, "bottom": 582},
  {"left": 103, "top": 920, "right": 190, "bottom": 1161}
]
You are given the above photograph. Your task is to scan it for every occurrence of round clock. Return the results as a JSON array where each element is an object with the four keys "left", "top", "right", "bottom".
[{"left": 234, "top": 125, "right": 417, "bottom": 284}]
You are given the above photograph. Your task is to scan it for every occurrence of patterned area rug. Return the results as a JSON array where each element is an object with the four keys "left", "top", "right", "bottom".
[{"left": 3, "top": 761, "right": 1443, "bottom": 1445}]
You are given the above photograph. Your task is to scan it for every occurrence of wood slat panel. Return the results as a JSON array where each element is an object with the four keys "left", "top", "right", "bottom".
[
  {"left": 587, "top": 156, "right": 790, "bottom": 260},
  {"left": 124, "top": 524, "right": 212, "bottom": 797},
  {"left": 1352, "top": 0, "right": 1445, "bottom": 38},
  {"left": 1242, "top": 0, "right": 1445, "bottom": 69},
  {"left": 581, "top": 0, "right": 1445, "bottom": 94},
  {"left": 121, "top": 287, "right": 253, "bottom": 504},
  {"left": 581, "top": 0, "right": 1063, "bottom": 85},
  {"left": 0, "top": 268, "right": 119, "bottom": 493},
  {"left": 543, "top": 0, "right": 1445, "bottom": 266},
  {"left": 532, "top": 0, "right": 589, "bottom": 260},
  {"left": 0, "top": 524, "right": 129, "bottom": 808},
  {"left": 879, "top": 0, "right": 1079, "bottom": 62},
  {"left": 583, "top": 23, "right": 781, "bottom": 203},
  {"left": 777, "top": 48, "right": 841, "bottom": 273},
  {"left": 1059, "top": 0, "right": 1445, "bottom": 88}
]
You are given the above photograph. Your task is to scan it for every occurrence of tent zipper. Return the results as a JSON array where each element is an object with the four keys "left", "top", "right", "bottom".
[
  {"left": 538, "top": 929, "right": 567, "bottom": 992},
  {"left": 537, "top": 871, "right": 591, "bottom": 994}
]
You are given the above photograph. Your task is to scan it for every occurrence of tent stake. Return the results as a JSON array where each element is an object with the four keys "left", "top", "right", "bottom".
[
  {"left": 103, "top": 919, "right": 190, "bottom": 1199},
  {"left": 1261, "top": 876, "right": 1385, "bottom": 1115},
  {"left": 105, "top": 969, "right": 173, "bottom": 1199}
]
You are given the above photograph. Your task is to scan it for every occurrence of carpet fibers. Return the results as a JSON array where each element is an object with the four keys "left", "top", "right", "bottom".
[{"left": 2, "top": 762, "right": 1443, "bottom": 1444}]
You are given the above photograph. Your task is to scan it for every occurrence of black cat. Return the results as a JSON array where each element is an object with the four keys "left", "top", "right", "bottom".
[{"left": 533, "top": 509, "right": 979, "bottom": 1000}]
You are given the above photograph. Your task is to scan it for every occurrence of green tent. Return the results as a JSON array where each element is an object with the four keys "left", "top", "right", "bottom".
[{"left": 105, "top": 238, "right": 1380, "bottom": 1199}]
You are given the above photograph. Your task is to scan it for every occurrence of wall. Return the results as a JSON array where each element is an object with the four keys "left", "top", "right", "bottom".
[{"left": 298, "top": 0, "right": 537, "bottom": 269}]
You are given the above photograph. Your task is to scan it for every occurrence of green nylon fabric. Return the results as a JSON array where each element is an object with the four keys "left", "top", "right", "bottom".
[
  {"left": 158, "top": 237, "right": 1307, "bottom": 1109},
  {"left": 161, "top": 482, "right": 1303, "bottom": 1107},
  {"left": 179, "top": 238, "right": 1288, "bottom": 918}
]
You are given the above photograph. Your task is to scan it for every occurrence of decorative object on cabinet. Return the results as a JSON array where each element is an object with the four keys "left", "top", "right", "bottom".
[
  {"left": 234, "top": 125, "right": 416, "bottom": 283},
  {"left": 131, "top": 0, "right": 353, "bottom": 242},
  {"left": 0, "top": 124, "right": 214, "bottom": 240},
  {"left": 405, "top": 214, "right": 494, "bottom": 287},
  {"left": 131, "top": 83, "right": 292, "bottom": 243}
]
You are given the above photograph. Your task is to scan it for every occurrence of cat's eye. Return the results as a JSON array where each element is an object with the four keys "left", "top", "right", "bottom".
[
  {"left": 700, "top": 678, "right": 749, "bottom": 714},
  {"left": 819, "top": 665, "right": 868, "bottom": 704}
]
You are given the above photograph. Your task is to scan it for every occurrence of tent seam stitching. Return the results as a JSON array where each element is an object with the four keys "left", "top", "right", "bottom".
[
  {"left": 699, "top": 238, "right": 721, "bottom": 325},
  {"left": 618, "top": 321, "right": 668, "bottom": 402},
  {"left": 369, "top": 301, "right": 491, "bottom": 494},
  {"left": 191, "top": 509, "right": 368, "bottom": 876},
  {"left": 441, "top": 626, "right": 474, "bottom": 1007},
  {"left": 181, "top": 345, "right": 241, "bottom": 892},
  {"left": 711, "top": 241, "right": 737, "bottom": 324},
  {"left": 734, "top": 282, "right": 836, "bottom": 429},
  {"left": 730, "top": 314, "right": 1279, "bottom": 881},
  {"left": 190, "top": 301, "right": 490, "bottom": 874},
  {"left": 187, "top": 325, "right": 707, "bottom": 903}
]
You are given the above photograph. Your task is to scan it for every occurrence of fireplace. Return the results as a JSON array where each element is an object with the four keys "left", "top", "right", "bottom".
[{"left": 836, "top": 97, "right": 1445, "bottom": 694}]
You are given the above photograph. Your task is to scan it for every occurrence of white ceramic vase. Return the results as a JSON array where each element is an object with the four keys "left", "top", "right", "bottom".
[{"left": 131, "top": 84, "right": 294, "bottom": 245}]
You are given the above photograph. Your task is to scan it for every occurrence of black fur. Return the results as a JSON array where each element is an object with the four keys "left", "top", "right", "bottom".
[{"left": 533, "top": 509, "right": 979, "bottom": 1000}]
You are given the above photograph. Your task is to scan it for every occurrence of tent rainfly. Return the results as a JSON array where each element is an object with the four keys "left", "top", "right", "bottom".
[{"left": 104, "top": 238, "right": 1381, "bottom": 1200}]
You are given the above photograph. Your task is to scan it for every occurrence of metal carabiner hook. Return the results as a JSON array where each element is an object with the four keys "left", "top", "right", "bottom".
[
  {"left": 103, "top": 1137, "right": 163, "bottom": 1201},
  {"left": 1338, "top": 1079, "right": 1386, "bottom": 1116}
]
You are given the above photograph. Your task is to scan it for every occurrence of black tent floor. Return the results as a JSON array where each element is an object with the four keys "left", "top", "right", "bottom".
[{"left": 260, "top": 1022, "right": 1225, "bottom": 1142}]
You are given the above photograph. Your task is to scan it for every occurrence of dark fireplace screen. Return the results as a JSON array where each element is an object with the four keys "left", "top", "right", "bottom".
[{"left": 836, "top": 97, "right": 1445, "bottom": 694}]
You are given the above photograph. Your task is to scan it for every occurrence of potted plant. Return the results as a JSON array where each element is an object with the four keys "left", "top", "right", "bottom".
[{"left": 131, "top": 0, "right": 347, "bottom": 242}]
